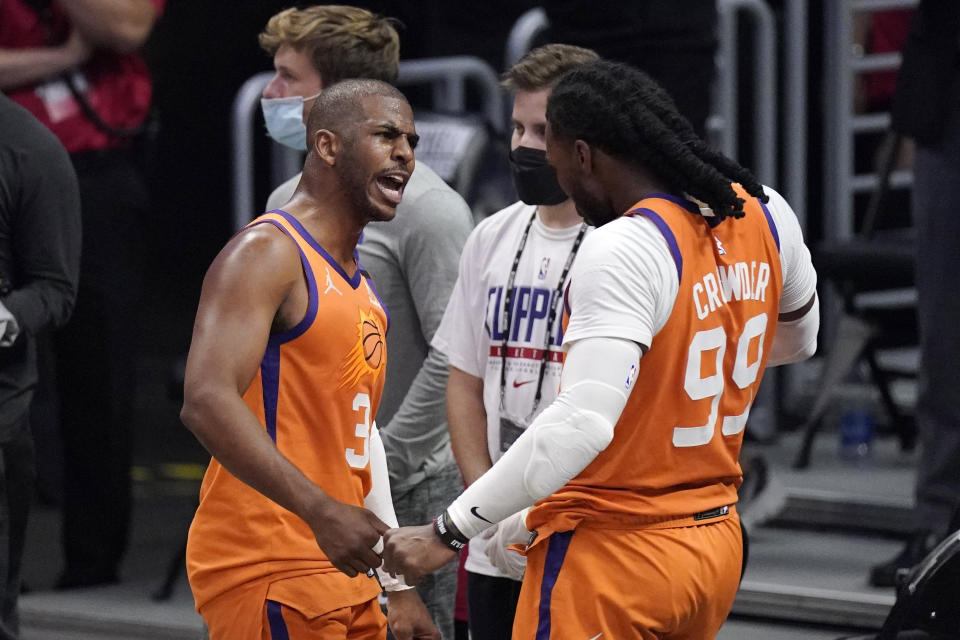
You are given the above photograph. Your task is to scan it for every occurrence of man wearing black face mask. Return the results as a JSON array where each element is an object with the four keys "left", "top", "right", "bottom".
[{"left": 430, "top": 43, "right": 597, "bottom": 640}]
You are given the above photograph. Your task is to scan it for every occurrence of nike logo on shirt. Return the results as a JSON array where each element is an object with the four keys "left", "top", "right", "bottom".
[{"left": 512, "top": 379, "right": 535, "bottom": 388}]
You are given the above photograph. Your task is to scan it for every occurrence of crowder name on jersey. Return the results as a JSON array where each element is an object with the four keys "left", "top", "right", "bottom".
[
  {"left": 694, "top": 260, "right": 771, "bottom": 320},
  {"left": 485, "top": 285, "right": 565, "bottom": 347}
]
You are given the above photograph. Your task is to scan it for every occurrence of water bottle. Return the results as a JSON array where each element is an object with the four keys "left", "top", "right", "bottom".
[{"left": 838, "top": 407, "right": 874, "bottom": 464}]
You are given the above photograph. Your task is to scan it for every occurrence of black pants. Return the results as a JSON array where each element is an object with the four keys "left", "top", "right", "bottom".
[
  {"left": 466, "top": 571, "right": 523, "bottom": 640},
  {"left": 913, "top": 93, "right": 960, "bottom": 534},
  {"left": 55, "top": 149, "right": 146, "bottom": 581},
  {"left": 0, "top": 419, "right": 35, "bottom": 639}
]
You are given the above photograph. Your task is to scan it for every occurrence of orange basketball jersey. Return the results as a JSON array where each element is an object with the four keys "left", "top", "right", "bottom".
[
  {"left": 186, "top": 210, "right": 389, "bottom": 617},
  {"left": 530, "top": 187, "right": 783, "bottom": 532}
]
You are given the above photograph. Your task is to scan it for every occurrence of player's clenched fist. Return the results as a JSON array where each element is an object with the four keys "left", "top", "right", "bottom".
[
  {"left": 382, "top": 524, "right": 458, "bottom": 585},
  {"left": 304, "top": 498, "right": 388, "bottom": 577}
]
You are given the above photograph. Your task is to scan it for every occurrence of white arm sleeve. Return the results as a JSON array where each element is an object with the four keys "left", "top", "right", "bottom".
[
  {"left": 768, "top": 293, "right": 820, "bottom": 366},
  {"left": 446, "top": 337, "right": 642, "bottom": 539},
  {"left": 762, "top": 185, "right": 818, "bottom": 314},
  {"left": 364, "top": 423, "right": 412, "bottom": 591}
]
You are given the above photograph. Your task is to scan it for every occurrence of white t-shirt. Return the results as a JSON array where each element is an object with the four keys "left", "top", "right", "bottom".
[
  {"left": 432, "top": 201, "right": 589, "bottom": 577},
  {"left": 563, "top": 185, "right": 817, "bottom": 348}
]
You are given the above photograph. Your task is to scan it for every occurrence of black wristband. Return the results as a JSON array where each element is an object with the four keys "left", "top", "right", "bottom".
[{"left": 433, "top": 510, "right": 468, "bottom": 552}]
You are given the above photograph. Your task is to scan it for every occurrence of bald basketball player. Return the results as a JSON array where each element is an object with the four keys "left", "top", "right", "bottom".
[{"left": 181, "top": 79, "right": 438, "bottom": 640}]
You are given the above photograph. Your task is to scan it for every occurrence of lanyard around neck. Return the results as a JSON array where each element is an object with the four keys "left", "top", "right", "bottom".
[{"left": 499, "top": 208, "right": 588, "bottom": 420}]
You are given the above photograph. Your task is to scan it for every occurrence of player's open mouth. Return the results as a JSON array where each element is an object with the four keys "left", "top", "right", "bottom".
[{"left": 376, "top": 172, "right": 408, "bottom": 205}]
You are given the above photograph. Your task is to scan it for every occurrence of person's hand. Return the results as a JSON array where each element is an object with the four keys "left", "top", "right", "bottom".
[
  {"left": 382, "top": 524, "right": 458, "bottom": 585},
  {"left": 385, "top": 588, "right": 441, "bottom": 640},
  {"left": 303, "top": 497, "right": 388, "bottom": 578},
  {"left": 481, "top": 508, "right": 530, "bottom": 581}
]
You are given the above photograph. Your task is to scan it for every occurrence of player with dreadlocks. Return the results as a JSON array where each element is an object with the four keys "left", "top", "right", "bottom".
[
  {"left": 546, "top": 58, "right": 769, "bottom": 225},
  {"left": 382, "top": 59, "right": 820, "bottom": 639}
]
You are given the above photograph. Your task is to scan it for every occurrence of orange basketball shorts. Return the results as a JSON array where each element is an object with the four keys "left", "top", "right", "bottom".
[
  {"left": 261, "top": 598, "right": 386, "bottom": 640},
  {"left": 200, "top": 582, "right": 386, "bottom": 640},
  {"left": 512, "top": 515, "right": 742, "bottom": 639}
]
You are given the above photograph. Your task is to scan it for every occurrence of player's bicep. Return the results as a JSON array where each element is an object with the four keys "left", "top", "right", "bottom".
[{"left": 185, "top": 226, "right": 300, "bottom": 396}]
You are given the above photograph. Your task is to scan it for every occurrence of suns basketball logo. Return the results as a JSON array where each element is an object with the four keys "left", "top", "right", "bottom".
[{"left": 338, "top": 309, "right": 385, "bottom": 388}]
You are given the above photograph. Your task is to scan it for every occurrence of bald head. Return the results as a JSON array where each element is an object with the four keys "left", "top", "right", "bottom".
[{"left": 305, "top": 78, "right": 408, "bottom": 142}]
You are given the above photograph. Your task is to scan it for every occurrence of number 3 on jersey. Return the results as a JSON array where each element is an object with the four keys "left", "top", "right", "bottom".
[
  {"left": 345, "top": 392, "right": 371, "bottom": 468},
  {"left": 674, "top": 313, "right": 769, "bottom": 447}
]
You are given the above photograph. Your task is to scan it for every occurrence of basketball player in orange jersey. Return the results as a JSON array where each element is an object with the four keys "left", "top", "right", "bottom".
[
  {"left": 180, "top": 79, "right": 438, "bottom": 640},
  {"left": 383, "top": 59, "right": 820, "bottom": 639}
]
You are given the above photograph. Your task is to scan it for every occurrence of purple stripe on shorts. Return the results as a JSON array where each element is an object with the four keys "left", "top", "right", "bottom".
[
  {"left": 266, "top": 600, "right": 290, "bottom": 640},
  {"left": 536, "top": 530, "right": 574, "bottom": 640}
]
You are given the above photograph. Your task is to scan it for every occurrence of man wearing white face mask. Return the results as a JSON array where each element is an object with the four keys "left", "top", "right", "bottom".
[
  {"left": 261, "top": 89, "right": 322, "bottom": 151},
  {"left": 257, "top": 7, "right": 475, "bottom": 638}
]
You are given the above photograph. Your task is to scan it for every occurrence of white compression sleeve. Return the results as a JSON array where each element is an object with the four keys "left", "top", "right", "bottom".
[
  {"left": 768, "top": 294, "right": 820, "bottom": 366},
  {"left": 364, "top": 423, "right": 412, "bottom": 591},
  {"left": 447, "top": 338, "right": 642, "bottom": 539}
]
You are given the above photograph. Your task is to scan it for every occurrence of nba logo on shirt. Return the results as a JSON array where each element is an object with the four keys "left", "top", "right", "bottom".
[
  {"left": 714, "top": 236, "right": 727, "bottom": 255},
  {"left": 538, "top": 257, "right": 551, "bottom": 280},
  {"left": 625, "top": 364, "right": 638, "bottom": 389}
]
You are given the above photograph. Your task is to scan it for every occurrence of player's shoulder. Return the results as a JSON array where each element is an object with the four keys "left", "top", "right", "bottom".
[
  {"left": 574, "top": 214, "right": 677, "bottom": 279},
  {"left": 219, "top": 218, "right": 301, "bottom": 276},
  {"left": 582, "top": 214, "right": 661, "bottom": 251},
  {"left": 758, "top": 185, "right": 798, "bottom": 224},
  {"left": 757, "top": 184, "right": 805, "bottom": 243}
]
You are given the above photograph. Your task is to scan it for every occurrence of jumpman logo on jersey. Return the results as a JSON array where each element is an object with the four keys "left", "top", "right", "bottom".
[
  {"left": 714, "top": 236, "right": 727, "bottom": 255},
  {"left": 323, "top": 267, "right": 342, "bottom": 296}
]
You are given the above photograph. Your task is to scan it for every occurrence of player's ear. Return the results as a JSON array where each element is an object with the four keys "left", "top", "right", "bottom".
[
  {"left": 314, "top": 129, "right": 339, "bottom": 166},
  {"left": 574, "top": 139, "right": 593, "bottom": 174}
]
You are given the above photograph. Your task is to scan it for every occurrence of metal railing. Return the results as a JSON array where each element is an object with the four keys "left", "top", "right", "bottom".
[
  {"left": 504, "top": 7, "right": 548, "bottom": 70},
  {"left": 823, "top": 0, "right": 919, "bottom": 242},
  {"left": 230, "top": 56, "right": 502, "bottom": 232},
  {"left": 503, "top": 2, "right": 778, "bottom": 190},
  {"left": 713, "top": 0, "right": 778, "bottom": 187},
  {"left": 783, "top": 0, "right": 809, "bottom": 228}
]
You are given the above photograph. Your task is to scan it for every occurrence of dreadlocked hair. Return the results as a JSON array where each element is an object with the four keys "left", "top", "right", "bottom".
[{"left": 546, "top": 60, "right": 767, "bottom": 222}]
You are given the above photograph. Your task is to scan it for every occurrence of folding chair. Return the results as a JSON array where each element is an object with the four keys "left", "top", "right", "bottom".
[{"left": 793, "top": 132, "right": 917, "bottom": 469}]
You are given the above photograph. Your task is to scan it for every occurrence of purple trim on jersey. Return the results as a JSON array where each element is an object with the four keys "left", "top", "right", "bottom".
[
  {"left": 645, "top": 192, "right": 701, "bottom": 215},
  {"left": 261, "top": 344, "right": 281, "bottom": 443},
  {"left": 359, "top": 267, "right": 392, "bottom": 335},
  {"left": 266, "top": 600, "right": 290, "bottom": 640},
  {"left": 759, "top": 200, "right": 782, "bottom": 253},
  {"left": 249, "top": 219, "right": 320, "bottom": 345},
  {"left": 270, "top": 209, "right": 363, "bottom": 290},
  {"left": 631, "top": 207, "right": 684, "bottom": 281},
  {"left": 536, "top": 530, "right": 574, "bottom": 640}
]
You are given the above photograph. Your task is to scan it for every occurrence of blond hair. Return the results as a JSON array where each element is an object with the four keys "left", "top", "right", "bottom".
[
  {"left": 501, "top": 43, "right": 600, "bottom": 92},
  {"left": 259, "top": 5, "right": 400, "bottom": 85}
]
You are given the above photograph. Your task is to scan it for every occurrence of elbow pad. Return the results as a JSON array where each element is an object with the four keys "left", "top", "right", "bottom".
[
  {"left": 445, "top": 337, "right": 638, "bottom": 539},
  {"left": 523, "top": 401, "right": 615, "bottom": 498}
]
